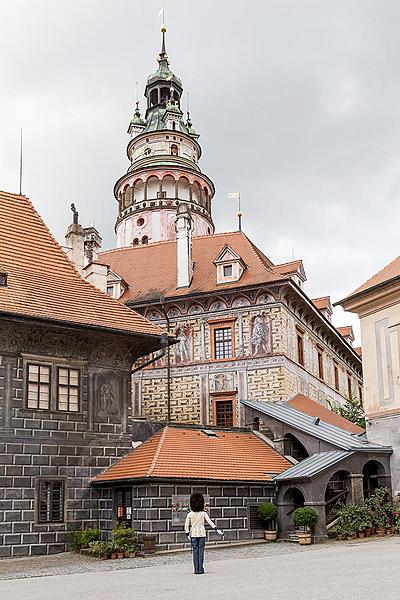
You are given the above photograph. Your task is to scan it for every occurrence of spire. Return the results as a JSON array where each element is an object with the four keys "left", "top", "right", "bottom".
[{"left": 158, "top": 26, "right": 169, "bottom": 70}]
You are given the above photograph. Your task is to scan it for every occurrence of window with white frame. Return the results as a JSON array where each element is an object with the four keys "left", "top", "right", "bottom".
[{"left": 57, "top": 367, "right": 80, "bottom": 412}]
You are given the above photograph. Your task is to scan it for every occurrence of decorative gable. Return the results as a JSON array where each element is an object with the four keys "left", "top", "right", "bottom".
[
  {"left": 106, "top": 269, "right": 128, "bottom": 300},
  {"left": 214, "top": 246, "right": 246, "bottom": 285}
]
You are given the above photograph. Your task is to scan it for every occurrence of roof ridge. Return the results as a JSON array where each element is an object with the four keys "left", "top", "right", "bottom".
[{"left": 147, "top": 426, "right": 169, "bottom": 476}]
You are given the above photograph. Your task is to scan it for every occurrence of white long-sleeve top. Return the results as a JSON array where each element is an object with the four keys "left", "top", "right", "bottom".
[{"left": 185, "top": 510, "right": 217, "bottom": 538}]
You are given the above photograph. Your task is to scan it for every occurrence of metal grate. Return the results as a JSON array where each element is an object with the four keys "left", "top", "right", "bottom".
[
  {"left": 248, "top": 505, "right": 263, "bottom": 530},
  {"left": 38, "top": 480, "right": 64, "bottom": 523}
]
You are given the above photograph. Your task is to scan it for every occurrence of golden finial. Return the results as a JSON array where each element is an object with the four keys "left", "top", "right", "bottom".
[{"left": 161, "top": 25, "right": 167, "bottom": 33}]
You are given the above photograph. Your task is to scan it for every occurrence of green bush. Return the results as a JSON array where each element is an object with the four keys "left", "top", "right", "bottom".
[
  {"left": 336, "top": 503, "right": 367, "bottom": 536},
  {"left": 71, "top": 530, "right": 84, "bottom": 550},
  {"left": 292, "top": 507, "right": 318, "bottom": 531},
  {"left": 88, "top": 540, "right": 109, "bottom": 557},
  {"left": 365, "top": 487, "right": 393, "bottom": 529},
  {"left": 81, "top": 528, "right": 101, "bottom": 548},
  {"left": 257, "top": 502, "right": 278, "bottom": 526},
  {"left": 112, "top": 523, "right": 138, "bottom": 553}
]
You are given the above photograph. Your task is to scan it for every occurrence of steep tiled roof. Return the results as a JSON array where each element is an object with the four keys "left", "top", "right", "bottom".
[
  {"left": 288, "top": 394, "right": 363, "bottom": 434},
  {"left": 273, "top": 259, "right": 306, "bottom": 281},
  {"left": 354, "top": 346, "right": 362, "bottom": 357},
  {"left": 0, "top": 191, "right": 164, "bottom": 338},
  {"left": 344, "top": 255, "right": 400, "bottom": 300},
  {"left": 100, "top": 232, "right": 287, "bottom": 303},
  {"left": 93, "top": 426, "right": 292, "bottom": 483}
]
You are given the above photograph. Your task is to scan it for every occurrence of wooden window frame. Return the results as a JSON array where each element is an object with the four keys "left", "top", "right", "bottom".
[
  {"left": 333, "top": 361, "right": 340, "bottom": 391},
  {"left": 296, "top": 328, "right": 305, "bottom": 367},
  {"left": 26, "top": 363, "right": 51, "bottom": 410},
  {"left": 36, "top": 477, "right": 66, "bottom": 524},
  {"left": 347, "top": 373, "right": 352, "bottom": 399},
  {"left": 212, "top": 394, "right": 236, "bottom": 427},
  {"left": 317, "top": 346, "right": 324, "bottom": 381},
  {"left": 209, "top": 318, "right": 236, "bottom": 361},
  {"left": 57, "top": 367, "right": 80, "bottom": 412}
]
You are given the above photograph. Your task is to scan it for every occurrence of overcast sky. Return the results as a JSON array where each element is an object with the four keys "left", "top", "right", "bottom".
[{"left": 1, "top": 0, "right": 399, "bottom": 341}]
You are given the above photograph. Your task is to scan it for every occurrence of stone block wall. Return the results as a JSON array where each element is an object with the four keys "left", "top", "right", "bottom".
[{"left": 128, "top": 481, "right": 275, "bottom": 551}]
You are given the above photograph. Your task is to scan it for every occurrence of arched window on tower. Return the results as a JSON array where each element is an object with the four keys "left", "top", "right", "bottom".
[
  {"left": 150, "top": 89, "right": 158, "bottom": 106},
  {"left": 160, "top": 87, "right": 169, "bottom": 104},
  {"left": 171, "top": 144, "right": 179, "bottom": 156},
  {"left": 172, "top": 122, "right": 176, "bottom": 131}
]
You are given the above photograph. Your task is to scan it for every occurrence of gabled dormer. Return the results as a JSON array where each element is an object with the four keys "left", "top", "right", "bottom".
[
  {"left": 214, "top": 246, "right": 246, "bottom": 285},
  {"left": 106, "top": 269, "right": 128, "bottom": 300}
]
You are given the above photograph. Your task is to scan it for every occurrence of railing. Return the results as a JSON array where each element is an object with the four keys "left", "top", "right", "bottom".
[{"left": 325, "top": 487, "right": 348, "bottom": 523}]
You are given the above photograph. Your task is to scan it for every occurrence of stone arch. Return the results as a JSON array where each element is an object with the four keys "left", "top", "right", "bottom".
[
  {"left": 283, "top": 433, "right": 309, "bottom": 461},
  {"left": 178, "top": 176, "right": 190, "bottom": 201},
  {"left": 191, "top": 181, "right": 202, "bottom": 205},
  {"left": 325, "top": 469, "right": 351, "bottom": 522},
  {"left": 133, "top": 178, "right": 145, "bottom": 203},
  {"left": 188, "top": 303, "right": 204, "bottom": 315},
  {"left": 162, "top": 175, "right": 175, "bottom": 198},
  {"left": 146, "top": 309, "right": 163, "bottom": 321},
  {"left": 280, "top": 487, "right": 306, "bottom": 535},
  {"left": 209, "top": 298, "right": 228, "bottom": 311},
  {"left": 362, "top": 460, "right": 386, "bottom": 499},
  {"left": 146, "top": 176, "right": 160, "bottom": 200},
  {"left": 256, "top": 291, "right": 275, "bottom": 305},
  {"left": 166, "top": 305, "right": 181, "bottom": 318}
]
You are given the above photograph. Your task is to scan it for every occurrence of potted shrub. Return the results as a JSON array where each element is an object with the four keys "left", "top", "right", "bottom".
[
  {"left": 292, "top": 507, "right": 318, "bottom": 545},
  {"left": 112, "top": 523, "right": 138, "bottom": 558},
  {"left": 88, "top": 540, "right": 110, "bottom": 560},
  {"left": 81, "top": 528, "right": 101, "bottom": 549},
  {"left": 71, "top": 530, "right": 84, "bottom": 553},
  {"left": 257, "top": 502, "right": 278, "bottom": 541}
]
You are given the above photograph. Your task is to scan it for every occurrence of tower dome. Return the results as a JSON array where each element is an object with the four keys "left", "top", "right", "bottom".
[{"left": 114, "top": 28, "right": 215, "bottom": 248}]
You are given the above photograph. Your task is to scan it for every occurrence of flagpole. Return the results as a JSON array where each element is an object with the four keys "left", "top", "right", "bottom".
[
  {"left": 19, "top": 128, "right": 23, "bottom": 195},
  {"left": 237, "top": 193, "right": 242, "bottom": 231}
]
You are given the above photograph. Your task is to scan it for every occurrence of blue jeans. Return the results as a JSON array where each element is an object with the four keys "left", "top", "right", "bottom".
[{"left": 191, "top": 536, "right": 206, "bottom": 573}]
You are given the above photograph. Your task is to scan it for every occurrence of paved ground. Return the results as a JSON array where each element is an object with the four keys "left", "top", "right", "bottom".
[{"left": 0, "top": 537, "right": 399, "bottom": 599}]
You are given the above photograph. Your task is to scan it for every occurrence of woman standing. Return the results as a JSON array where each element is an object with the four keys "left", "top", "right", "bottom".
[{"left": 185, "top": 492, "right": 223, "bottom": 574}]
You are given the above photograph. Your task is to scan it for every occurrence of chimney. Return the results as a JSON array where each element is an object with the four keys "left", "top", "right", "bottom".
[
  {"left": 65, "top": 204, "right": 84, "bottom": 273},
  {"left": 175, "top": 203, "right": 193, "bottom": 288},
  {"left": 84, "top": 225, "right": 102, "bottom": 265}
]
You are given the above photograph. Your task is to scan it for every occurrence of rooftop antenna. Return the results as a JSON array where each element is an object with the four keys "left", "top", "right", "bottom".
[{"left": 19, "top": 128, "right": 23, "bottom": 195}]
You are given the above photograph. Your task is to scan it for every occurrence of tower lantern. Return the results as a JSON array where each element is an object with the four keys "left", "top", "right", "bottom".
[{"left": 113, "top": 28, "right": 215, "bottom": 248}]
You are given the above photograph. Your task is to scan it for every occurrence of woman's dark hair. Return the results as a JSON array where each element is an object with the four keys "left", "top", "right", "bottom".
[{"left": 190, "top": 492, "right": 205, "bottom": 512}]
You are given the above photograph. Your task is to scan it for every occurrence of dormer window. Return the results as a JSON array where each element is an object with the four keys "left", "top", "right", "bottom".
[
  {"left": 214, "top": 246, "right": 246, "bottom": 285},
  {"left": 223, "top": 265, "right": 233, "bottom": 277},
  {"left": 0, "top": 270, "right": 7, "bottom": 286}
]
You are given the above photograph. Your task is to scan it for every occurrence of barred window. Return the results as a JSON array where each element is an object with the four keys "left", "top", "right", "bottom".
[
  {"left": 38, "top": 480, "right": 64, "bottom": 523},
  {"left": 213, "top": 327, "right": 233, "bottom": 360},
  {"left": 27, "top": 364, "right": 51, "bottom": 410},
  {"left": 57, "top": 367, "right": 80, "bottom": 412}
]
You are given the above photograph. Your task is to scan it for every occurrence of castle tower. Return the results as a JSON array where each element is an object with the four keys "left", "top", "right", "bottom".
[{"left": 114, "top": 27, "right": 216, "bottom": 248}]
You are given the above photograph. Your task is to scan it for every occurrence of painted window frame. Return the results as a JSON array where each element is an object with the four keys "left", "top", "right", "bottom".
[
  {"left": 209, "top": 318, "right": 236, "bottom": 361},
  {"left": 26, "top": 363, "right": 51, "bottom": 410},
  {"left": 36, "top": 477, "right": 66, "bottom": 525},
  {"left": 296, "top": 327, "right": 305, "bottom": 366},
  {"left": 57, "top": 367, "right": 80, "bottom": 412}
]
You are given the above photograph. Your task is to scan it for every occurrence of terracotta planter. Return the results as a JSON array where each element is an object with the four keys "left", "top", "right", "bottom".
[
  {"left": 377, "top": 528, "right": 385, "bottom": 537},
  {"left": 111, "top": 552, "right": 118, "bottom": 559},
  {"left": 100, "top": 555, "right": 109, "bottom": 560},
  {"left": 371, "top": 527, "right": 376, "bottom": 535},
  {"left": 358, "top": 531, "right": 365, "bottom": 539},
  {"left": 264, "top": 530, "right": 278, "bottom": 541},
  {"left": 386, "top": 528, "right": 393, "bottom": 536},
  {"left": 336, "top": 534, "right": 343, "bottom": 541},
  {"left": 298, "top": 532, "right": 312, "bottom": 545},
  {"left": 351, "top": 533, "right": 357, "bottom": 540},
  {"left": 365, "top": 529, "right": 371, "bottom": 537},
  {"left": 117, "top": 552, "right": 125, "bottom": 559}
]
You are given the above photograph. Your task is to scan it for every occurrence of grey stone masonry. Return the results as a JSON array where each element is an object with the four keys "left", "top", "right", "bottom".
[
  {"left": 129, "top": 482, "right": 275, "bottom": 551},
  {"left": 0, "top": 318, "right": 153, "bottom": 559}
]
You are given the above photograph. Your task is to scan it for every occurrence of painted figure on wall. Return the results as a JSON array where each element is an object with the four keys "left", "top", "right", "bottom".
[
  {"left": 98, "top": 381, "right": 120, "bottom": 417},
  {"left": 250, "top": 314, "right": 272, "bottom": 356},
  {"left": 175, "top": 325, "right": 193, "bottom": 363}
]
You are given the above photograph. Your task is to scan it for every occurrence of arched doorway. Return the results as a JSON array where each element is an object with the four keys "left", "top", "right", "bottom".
[
  {"left": 283, "top": 433, "right": 309, "bottom": 461},
  {"left": 281, "top": 487, "right": 305, "bottom": 534},
  {"left": 363, "top": 460, "right": 385, "bottom": 499},
  {"left": 325, "top": 470, "right": 350, "bottom": 523}
]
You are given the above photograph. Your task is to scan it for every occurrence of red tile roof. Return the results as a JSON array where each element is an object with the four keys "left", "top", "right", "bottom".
[
  {"left": 337, "top": 326, "right": 354, "bottom": 339},
  {"left": 99, "top": 231, "right": 287, "bottom": 303},
  {"left": 312, "top": 296, "right": 332, "bottom": 311},
  {"left": 273, "top": 259, "right": 306, "bottom": 280},
  {"left": 345, "top": 255, "right": 400, "bottom": 299},
  {"left": 354, "top": 346, "right": 362, "bottom": 357},
  {"left": 288, "top": 394, "right": 363, "bottom": 434},
  {"left": 0, "top": 191, "right": 164, "bottom": 338},
  {"left": 93, "top": 426, "right": 292, "bottom": 483}
]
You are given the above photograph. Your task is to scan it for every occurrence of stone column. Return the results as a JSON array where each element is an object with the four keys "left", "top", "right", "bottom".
[
  {"left": 346, "top": 474, "right": 364, "bottom": 505},
  {"left": 304, "top": 501, "right": 328, "bottom": 543}
]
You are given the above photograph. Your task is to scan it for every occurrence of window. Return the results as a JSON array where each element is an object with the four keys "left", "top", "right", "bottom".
[
  {"left": 57, "top": 367, "right": 79, "bottom": 412},
  {"left": 215, "top": 399, "right": 233, "bottom": 427},
  {"left": 0, "top": 271, "right": 7, "bottom": 286},
  {"left": 171, "top": 143, "right": 178, "bottom": 155},
  {"left": 214, "top": 327, "right": 233, "bottom": 360},
  {"left": 115, "top": 488, "right": 132, "bottom": 523},
  {"left": 334, "top": 362, "right": 339, "bottom": 391},
  {"left": 297, "top": 330, "right": 304, "bottom": 366},
  {"left": 223, "top": 265, "right": 233, "bottom": 277},
  {"left": 249, "top": 504, "right": 264, "bottom": 530},
  {"left": 141, "top": 235, "right": 149, "bottom": 244},
  {"left": 38, "top": 479, "right": 64, "bottom": 523},
  {"left": 27, "top": 364, "right": 51, "bottom": 410},
  {"left": 132, "top": 238, "right": 139, "bottom": 246},
  {"left": 317, "top": 347, "right": 324, "bottom": 381},
  {"left": 359, "top": 384, "right": 363, "bottom": 402},
  {"left": 106, "top": 285, "right": 114, "bottom": 296},
  {"left": 137, "top": 217, "right": 145, "bottom": 226},
  {"left": 347, "top": 374, "right": 352, "bottom": 399}
]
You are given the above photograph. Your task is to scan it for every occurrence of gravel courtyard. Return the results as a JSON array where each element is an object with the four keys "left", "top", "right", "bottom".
[{"left": 0, "top": 537, "right": 399, "bottom": 600}]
